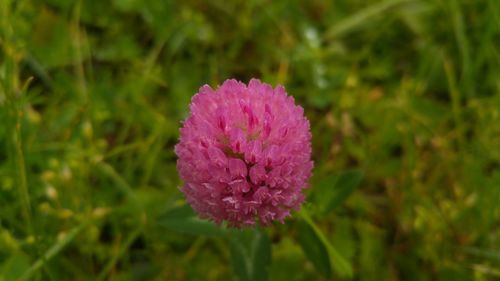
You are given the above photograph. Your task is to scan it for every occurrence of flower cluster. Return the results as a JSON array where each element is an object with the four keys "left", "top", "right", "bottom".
[{"left": 175, "top": 79, "right": 313, "bottom": 227}]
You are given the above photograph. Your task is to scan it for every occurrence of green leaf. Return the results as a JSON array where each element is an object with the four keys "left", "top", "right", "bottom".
[
  {"left": 229, "top": 228, "right": 272, "bottom": 281},
  {"left": 158, "top": 204, "right": 226, "bottom": 236},
  {"left": 229, "top": 235, "right": 251, "bottom": 281},
  {"left": 250, "top": 228, "right": 271, "bottom": 281},
  {"left": 1, "top": 252, "right": 30, "bottom": 281},
  {"left": 298, "top": 209, "right": 353, "bottom": 279},
  {"left": 319, "top": 169, "right": 365, "bottom": 214},
  {"left": 297, "top": 220, "right": 332, "bottom": 279},
  {"left": 159, "top": 203, "right": 196, "bottom": 219}
]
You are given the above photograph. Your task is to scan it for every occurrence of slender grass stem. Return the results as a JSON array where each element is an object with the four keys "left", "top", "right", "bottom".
[
  {"left": 19, "top": 222, "right": 88, "bottom": 281},
  {"left": 97, "top": 161, "right": 138, "bottom": 203},
  {"left": 96, "top": 226, "right": 143, "bottom": 281},
  {"left": 444, "top": 59, "right": 464, "bottom": 150},
  {"left": 1, "top": 1, "right": 33, "bottom": 236},
  {"left": 324, "top": 0, "right": 416, "bottom": 40},
  {"left": 14, "top": 112, "right": 33, "bottom": 234}
]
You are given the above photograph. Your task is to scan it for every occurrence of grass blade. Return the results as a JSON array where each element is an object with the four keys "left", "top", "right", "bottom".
[
  {"left": 97, "top": 226, "right": 143, "bottom": 281},
  {"left": 324, "top": 0, "right": 416, "bottom": 40},
  {"left": 19, "top": 223, "right": 86, "bottom": 281}
]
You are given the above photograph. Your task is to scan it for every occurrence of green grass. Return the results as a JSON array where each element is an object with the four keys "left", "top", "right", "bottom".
[{"left": 1, "top": 0, "right": 499, "bottom": 280}]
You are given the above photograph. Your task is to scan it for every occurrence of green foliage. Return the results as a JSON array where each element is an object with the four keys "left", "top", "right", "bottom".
[
  {"left": 1, "top": 253, "right": 30, "bottom": 281},
  {"left": 298, "top": 209, "right": 352, "bottom": 279},
  {"left": 315, "top": 169, "right": 364, "bottom": 214},
  {"left": 158, "top": 204, "right": 227, "bottom": 237},
  {"left": 1, "top": 0, "right": 499, "bottom": 280},
  {"left": 297, "top": 219, "right": 332, "bottom": 279},
  {"left": 229, "top": 228, "right": 271, "bottom": 281}
]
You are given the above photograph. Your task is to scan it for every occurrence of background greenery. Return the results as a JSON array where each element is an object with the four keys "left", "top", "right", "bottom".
[{"left": 1, "top": 0, "right": 499, "bottom": 280}]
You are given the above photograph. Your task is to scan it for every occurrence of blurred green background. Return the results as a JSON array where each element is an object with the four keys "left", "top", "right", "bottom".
[{"left": 1, "top": 0, "right": 499, "bottom": 280}]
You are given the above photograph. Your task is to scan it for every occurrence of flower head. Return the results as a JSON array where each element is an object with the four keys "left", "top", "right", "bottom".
[{"left": 175, "top": 79, "right": 313, "bottom": 227}]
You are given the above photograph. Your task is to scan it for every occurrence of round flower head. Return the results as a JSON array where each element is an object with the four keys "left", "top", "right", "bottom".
[{"left": 175, "top": 79, "right": 313, "bottom": 227}]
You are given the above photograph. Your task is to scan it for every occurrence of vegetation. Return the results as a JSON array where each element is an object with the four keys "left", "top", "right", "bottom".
[{"left": 1, "top": 0, "right": 499, "bottom": 280}]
